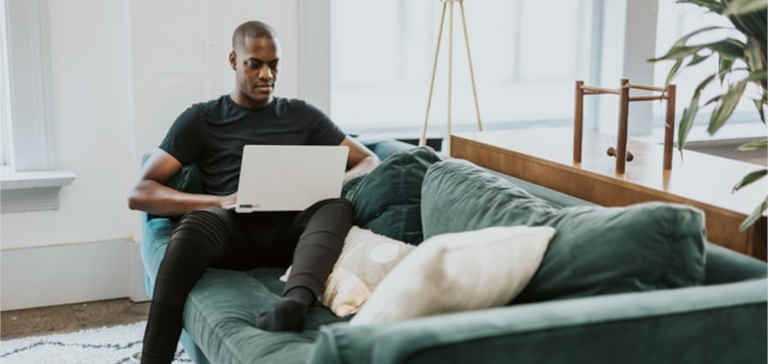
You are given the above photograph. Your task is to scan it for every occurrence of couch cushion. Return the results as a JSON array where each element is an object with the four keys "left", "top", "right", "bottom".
[
  {"left": 141, "top": 217, "right": 349, "bottom": 364},
  {"left": 421, "top": 159, "right": 707, "bottom": 302},
  {"left": 344, "top": 146, "right": 443, "bottom": 245},
  {"left": 183, "top": 269, "right": 350, "bottom": 364}
]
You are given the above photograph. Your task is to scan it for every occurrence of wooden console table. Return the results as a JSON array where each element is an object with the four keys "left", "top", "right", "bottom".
[{"left": 451, "top": 128, "right": 767, "bottom": 260}]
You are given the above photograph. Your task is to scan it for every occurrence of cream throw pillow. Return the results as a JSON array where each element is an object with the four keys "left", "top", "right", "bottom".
[
  {"left": 280, "top": 226, "right": 415, "bottom": 317},
  {"left": 350, "top": 226, "right": 555, "bottom": 325}
]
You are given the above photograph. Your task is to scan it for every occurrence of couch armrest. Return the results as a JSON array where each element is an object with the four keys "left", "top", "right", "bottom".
[{"left": 309, "top": 279, "right": 766, "bottom": 364}]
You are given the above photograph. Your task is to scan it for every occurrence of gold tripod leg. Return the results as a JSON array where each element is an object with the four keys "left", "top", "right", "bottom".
[
  {"left": 446, "top": 0, "right": 455, "bottom": 155},
  {"left": 459, "top": 0, "right": 483, "bottom": 132},
  {"left": 421, "top": 1, "right": 448, "bottom": 147}
]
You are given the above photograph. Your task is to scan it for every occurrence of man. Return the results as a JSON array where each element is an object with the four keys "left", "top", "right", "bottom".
[{"left": 128, "top": 21, "right": 379, "bottom": 364}]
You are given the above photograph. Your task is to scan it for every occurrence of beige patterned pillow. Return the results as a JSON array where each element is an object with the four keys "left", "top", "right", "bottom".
[{"left": 280, "top": 226, "right": 415, "bottom": 317}]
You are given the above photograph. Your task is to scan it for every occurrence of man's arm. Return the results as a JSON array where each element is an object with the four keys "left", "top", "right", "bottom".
[
  {"left": 128, "top": 149, "right": 234, "bottom": 216},
  {"left": 340, "top": 137, "right": 379, "bottom": 183}
]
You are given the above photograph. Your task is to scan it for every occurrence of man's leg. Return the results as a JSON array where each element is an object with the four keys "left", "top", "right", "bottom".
[
  {"left": 254, "top": 198, "right": 354, "bottom": 331},
  {"left": 141, "top": 206, "right": 241, "bottom": 364}
]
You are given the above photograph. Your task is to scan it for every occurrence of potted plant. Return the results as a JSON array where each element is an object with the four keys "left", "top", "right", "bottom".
[{"left": 649, "top": 0, "right": 767, "bottom": 230}]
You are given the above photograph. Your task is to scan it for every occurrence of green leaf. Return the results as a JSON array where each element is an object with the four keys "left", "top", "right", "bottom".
[
  {"left": 696, "top": 73, "right": 719, "bottom": 97},
  {"left": 728, "top": 11, "right": 768, "bottom": 41},
  {"left": 753, "top": 98, "right": 766, "bottom": 122},
  {"left": 724, "top": 0, "right": 768, "bottom": 15},
  {"left": 707, "top": 79, "right": 748, "bottom": 134},
  {"left": 704, "top": 94, "right": 724, "bottom": 106},
  {"left": 719, "top": 55, "right": 735, "bottom": 84},
  {"left": 649, "top": 38, "right": 745, "bottom": 63},
  {"left": 678, "top": 73, "right": 718, "bottom": 152},
  {"left": 649, "top": 27, "right": 724, "bottom": 83},
  {"left": 709, "top": 38, "right": 748, "bottom": 59},
  {"left": 732, "top": 169, "right": 767, "bottom": 192},
  {"left": 648, "top": 45, "right": 705, "bottom": 62},
  {"left": 678, "top": 104, "right": 699, "bottom": 154},
  {"left": 675, "top": 26, "right": 726, "bottom": 47},
  {"left": 745, "top": 69, "right": 767, "bottom": 81},
  {"left": 738, "top": 138, "right": 768, "bottom": 150},
  {"left": 666, "top": 59, "right": 684, "bottom": 87},
  {"left": 744, "top": 38, "right": 765, "bottom": 72},
  {"left": 739, "top": 194, "right": 768, "bottom": 231},
  {"left": 687, "top": 52, "right": 713, "bottom": 66},
  {"left": 678, "top": 0, "right": 727, "bottom": 13}
]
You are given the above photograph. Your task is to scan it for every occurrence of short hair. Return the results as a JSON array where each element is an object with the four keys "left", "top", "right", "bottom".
[{"left": 232, "top": 21, "right": 276, "bottom": 50}]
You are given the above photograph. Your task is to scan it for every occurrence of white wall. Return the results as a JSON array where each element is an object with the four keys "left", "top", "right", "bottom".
[
  {"left": 2, "top": 0, "right": 136, "bottom": 250},
  {"left": 131, "top": 0, "right": 299, "bottom": 156},
  {"left": 1, "top": 0, "right": 301, "bottom": 310}
]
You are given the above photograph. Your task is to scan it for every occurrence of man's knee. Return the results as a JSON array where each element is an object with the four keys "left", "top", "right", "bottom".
[
  {"left": 300, "top": 198, "right": 354, "bottom": 238},
  {"left": 316, "top": 198, "right": 353, "bottom": 214},
  {"left": 170, "top": 206, "right": 233, "bottom": 250},
  {"left": 178, "top": 206, "right": 231, "bottom": 229}
]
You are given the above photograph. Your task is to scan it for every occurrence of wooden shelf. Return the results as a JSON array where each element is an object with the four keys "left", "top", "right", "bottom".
[{"left": 452, "top": 128, "right": 767, "bottom": 260}]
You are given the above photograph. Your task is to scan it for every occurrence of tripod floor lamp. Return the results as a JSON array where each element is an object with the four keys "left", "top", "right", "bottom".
[{"left": 419, "top": 0, "right": 484, "bottom": 155}]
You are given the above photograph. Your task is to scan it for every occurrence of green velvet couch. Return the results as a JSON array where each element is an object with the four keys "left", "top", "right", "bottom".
[{"left": 140, "top": 139, "right": 767, "bottom": 364}]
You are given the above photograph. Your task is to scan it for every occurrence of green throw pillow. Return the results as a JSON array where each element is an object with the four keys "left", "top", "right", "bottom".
[
  {"left": 344, "top": 146, "right": 443, "bottom": 245},
  {"left": 421, "top": 159, "right": 707, "bottom": 302}
]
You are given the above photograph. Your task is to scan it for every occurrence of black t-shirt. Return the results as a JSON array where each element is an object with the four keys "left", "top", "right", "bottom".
[{"left": 159, "top": 95, "right": 347, "bottom": 196}]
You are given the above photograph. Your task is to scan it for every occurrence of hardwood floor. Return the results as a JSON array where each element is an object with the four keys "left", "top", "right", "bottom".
[{"left": 1, "top": 298, "right": 150, "bottom": 340}]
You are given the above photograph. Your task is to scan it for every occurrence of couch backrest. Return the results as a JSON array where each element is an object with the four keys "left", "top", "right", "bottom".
[{"left": 423, "top": 158, "right": 766, "bottom": 286}]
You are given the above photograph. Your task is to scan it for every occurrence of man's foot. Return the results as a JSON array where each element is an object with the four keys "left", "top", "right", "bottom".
[{"left": 254, "top": 298, "right": 308, "bottom": 331}]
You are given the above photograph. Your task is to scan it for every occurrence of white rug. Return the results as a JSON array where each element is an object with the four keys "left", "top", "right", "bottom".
[{"left": 0, "top": 321, "right": 191, "bottom": 364}]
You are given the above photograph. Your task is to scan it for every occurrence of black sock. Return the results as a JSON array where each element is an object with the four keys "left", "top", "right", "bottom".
[{"left": 254, "top": 286, "right": 314, "bottom": 331}]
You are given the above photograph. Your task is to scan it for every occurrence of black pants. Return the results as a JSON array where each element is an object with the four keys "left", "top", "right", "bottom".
[{"left": 141, "top": 198, "right": 354, "bottom": 363}]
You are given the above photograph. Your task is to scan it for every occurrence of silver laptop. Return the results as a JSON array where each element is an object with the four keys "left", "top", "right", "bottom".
[{"left": 228, "top": 145, "right": 349, "bottom": 213}]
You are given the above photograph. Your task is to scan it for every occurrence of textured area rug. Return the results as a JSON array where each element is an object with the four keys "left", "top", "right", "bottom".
[{"left": 0, "top": 321, "right": 191, "bottom": 364}]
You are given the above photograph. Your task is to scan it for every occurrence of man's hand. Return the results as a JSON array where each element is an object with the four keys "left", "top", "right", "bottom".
[
  {"left": 128, "top": 149, "right": 237, "bottom": 216},
  {"left": 219, "top": 192, "right": 237, "bottom": 208},
  {"left": 343, "top": 156, "right": 378, "bottom": 183},
  {"left": 340, "top": 137, "right": 379, "bottom": 183}
]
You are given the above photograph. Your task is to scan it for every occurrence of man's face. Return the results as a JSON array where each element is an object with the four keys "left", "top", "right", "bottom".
[{"left": 230, "top": 36, "right": 279, "bottom": 107}]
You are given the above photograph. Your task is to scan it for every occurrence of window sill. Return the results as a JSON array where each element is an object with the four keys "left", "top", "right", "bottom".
[{"left": 1, "top": 168, "right": 76, "bottom": 213}]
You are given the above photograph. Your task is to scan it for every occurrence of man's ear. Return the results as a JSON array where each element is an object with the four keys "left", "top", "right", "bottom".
[{"left": 229, "top": 51, "right": 236, "bottom": 71}]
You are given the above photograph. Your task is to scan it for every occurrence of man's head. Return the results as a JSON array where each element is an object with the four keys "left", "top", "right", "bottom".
[{"left": 229, "top": 21, "right": 280, "bottom": 108}]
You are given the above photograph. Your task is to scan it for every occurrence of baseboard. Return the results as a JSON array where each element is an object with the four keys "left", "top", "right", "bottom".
[{"left": 0, "top": 238, "right": 148, "bottom": 311}]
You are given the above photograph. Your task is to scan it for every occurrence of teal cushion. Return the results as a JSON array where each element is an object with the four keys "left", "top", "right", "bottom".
[
  {"left": 421, "top": 159, "right": 707, "bottom": 302},
  {"left": 183, "top": 269, "right": 349, "bottom": 364},
  {"left": 344, "top": 146, "right": 443, "bottom": 245},
  {"left": 360, "top": 139, "right": 420, "bottom": 162},
  {"left": 142, "top": 217, "right": 349, "bottom": 364}
]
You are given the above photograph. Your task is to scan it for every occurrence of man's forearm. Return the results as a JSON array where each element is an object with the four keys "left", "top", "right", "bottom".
[
  {"left": 343, "top": 156, "right": 379, "bottom": 183},
  {"left": 128, "top": 180, "right": 225, "bottom": 216}
]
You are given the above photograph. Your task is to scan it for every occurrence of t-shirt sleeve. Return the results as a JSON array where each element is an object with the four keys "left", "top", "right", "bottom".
[
  {"left": 305, "top": 102, "right": 347, "bottom": 145},
  {"left": 158, "top": 105, "right": 205, "bottom": 165}
]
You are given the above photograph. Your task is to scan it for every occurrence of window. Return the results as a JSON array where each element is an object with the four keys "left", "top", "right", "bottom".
[
  {"left": 653, "top": 1, "right": 759, "bottom": 126},
  {"left": 2, "top": 0, "right": 57, "bottom": 171},
  {"left": 330, "top": 0, "right": 602, "bottom": 135},
  {"left": 0, "top": 0, "right": 74, "bottom": 213}
]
